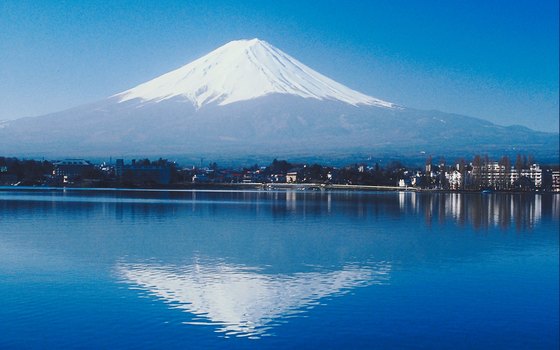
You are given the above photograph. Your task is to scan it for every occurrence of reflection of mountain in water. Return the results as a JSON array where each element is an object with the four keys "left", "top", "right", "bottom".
[{"left": 116, "top": 260, "right": 391, "bottom": 338}]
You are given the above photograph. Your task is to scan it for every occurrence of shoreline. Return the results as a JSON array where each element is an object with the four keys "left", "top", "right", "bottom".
[{"left": 0, "top": 183, "right": 556, "bottom": 194}]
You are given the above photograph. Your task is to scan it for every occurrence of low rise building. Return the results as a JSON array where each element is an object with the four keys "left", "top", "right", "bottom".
[
  {"left": 286, "top": 172, "right": 298, "bottom": 183},
  {"left": 52, "top": 159, "right": 94, "bottom": 183},
  {"left": 116, "top": 159, "right": 172, "bottom": 185}
]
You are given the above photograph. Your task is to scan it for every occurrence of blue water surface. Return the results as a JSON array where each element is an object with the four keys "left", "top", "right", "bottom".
[{"left": 0, "top": 189, "right": 558, "bottom": 349}]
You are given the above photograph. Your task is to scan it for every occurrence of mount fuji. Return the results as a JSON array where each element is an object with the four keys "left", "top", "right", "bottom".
[
  {"left": 115, "top": 38, "right": 394, "bottom": 109},
  {"left": 1, "top": 39, "right": 557, "bottom": 161}
]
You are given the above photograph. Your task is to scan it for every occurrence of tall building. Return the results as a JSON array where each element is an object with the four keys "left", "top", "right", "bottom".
[{"left": 551, "top": 170, "right": 560, "bottom": 192}]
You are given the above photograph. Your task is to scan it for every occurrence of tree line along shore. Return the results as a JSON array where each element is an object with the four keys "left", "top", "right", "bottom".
[{"left": 1, "top": 155, "right": 559, "bottom": 192}]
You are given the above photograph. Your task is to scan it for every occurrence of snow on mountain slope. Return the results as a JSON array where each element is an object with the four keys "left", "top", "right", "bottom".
[{"left": 115, "top": 38, "right": 395, "bottom": 109}]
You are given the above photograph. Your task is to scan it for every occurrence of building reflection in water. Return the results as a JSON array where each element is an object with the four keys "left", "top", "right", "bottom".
[
  {"left": 271, "top": 190, "right": 551, "bottom": 232},
  {"left": 463, "top": 193, "right": 542, "bottom": 231},
  {"left": 0, "top": 190, "right": 553, "bottom": 232},
  {"left": 395, "top": 192, "right": 551, "bottom": 231},
  {"left": 117, "top": 259, "right": 391, "bottom": 339}
]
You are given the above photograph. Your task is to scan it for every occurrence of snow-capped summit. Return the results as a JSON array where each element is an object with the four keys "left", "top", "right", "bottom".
[{"left": 115, "top": 38, "right": 395, "bottom": 108}]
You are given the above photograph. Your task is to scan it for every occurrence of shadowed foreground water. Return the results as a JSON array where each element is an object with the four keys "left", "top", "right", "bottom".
[{"left": 0, "top": 189, "right": 558, "bottom": 349}]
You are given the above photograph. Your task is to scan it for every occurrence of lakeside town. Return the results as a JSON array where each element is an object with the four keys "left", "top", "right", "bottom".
[{"left": 1, "top": 154, "right": 559, "bottom": 192}]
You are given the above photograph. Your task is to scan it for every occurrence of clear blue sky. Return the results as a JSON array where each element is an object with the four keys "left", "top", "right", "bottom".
[{"left": 1, "top": 0, "right": 558, "bottom": 131}]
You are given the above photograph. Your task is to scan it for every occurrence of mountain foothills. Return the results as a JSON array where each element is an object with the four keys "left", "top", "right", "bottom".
[{"left": 1, "top": 39, "right": 557, "bottom": 161}]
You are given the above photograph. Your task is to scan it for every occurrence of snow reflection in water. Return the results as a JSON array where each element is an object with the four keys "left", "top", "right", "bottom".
[{"left": 117, "top": 260, "right": 391, "bottom": 338}]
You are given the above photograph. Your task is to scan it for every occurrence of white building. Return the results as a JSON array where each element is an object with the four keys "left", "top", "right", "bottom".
[
  {"left": 551, "top": 170, "right": 560, "bottom": 192},
  {"left": 286, "top": 172, "right": 298, "bottom": 183},
  {"left": 472, "top": 161, "right": 542, "bottom": 189},
  {"left": 510, "top": 164, "right": 542, "bottom": 188},
  {"left": 446, "top": 170, "right": 463, "bottom": 190}
]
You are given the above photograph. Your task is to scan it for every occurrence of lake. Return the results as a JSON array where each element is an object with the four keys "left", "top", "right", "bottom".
[{"left": 0, "top": 189, "right": 558, "bottom": 349}]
